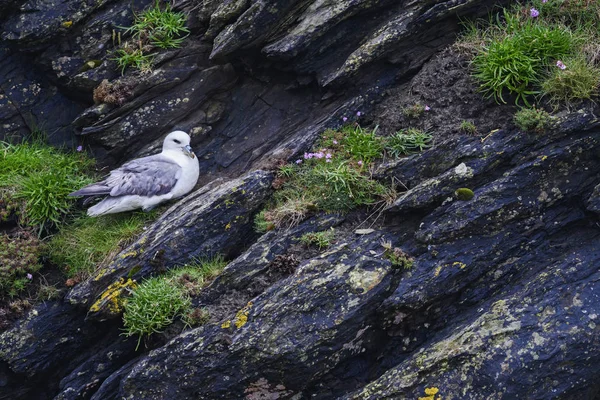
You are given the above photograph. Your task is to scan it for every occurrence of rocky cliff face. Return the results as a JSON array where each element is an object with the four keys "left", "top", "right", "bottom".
[{"left": 2, "top": 0, "right": 600, "bottom": 399}]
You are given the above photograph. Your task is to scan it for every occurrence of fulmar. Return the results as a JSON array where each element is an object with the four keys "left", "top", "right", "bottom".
[{"left": 70, "top": 131, "right": 200, "bottom": 216}]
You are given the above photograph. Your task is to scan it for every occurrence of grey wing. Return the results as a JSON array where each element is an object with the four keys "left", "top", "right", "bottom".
[{"left": 105, "top": 154, "right": 182, "bottom": 197}]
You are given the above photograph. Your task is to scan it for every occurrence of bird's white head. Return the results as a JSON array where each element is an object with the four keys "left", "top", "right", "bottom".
[{"left": 162, "top": 130, "right": 195, "bottom": 159}]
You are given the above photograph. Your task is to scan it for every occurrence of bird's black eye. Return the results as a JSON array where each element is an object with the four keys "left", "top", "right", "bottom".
[{"left": 173, "top": 139, "right": 181, "bottom": 144}]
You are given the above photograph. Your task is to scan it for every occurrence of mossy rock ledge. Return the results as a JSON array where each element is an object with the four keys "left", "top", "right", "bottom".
[{"left": 1, "top": 0, "right": 600, "bottom": 399}]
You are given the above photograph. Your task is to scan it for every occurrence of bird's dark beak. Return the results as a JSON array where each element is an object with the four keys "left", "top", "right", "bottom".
[{"left": 183, "top": 144, "right": 195, "bottom": 159}]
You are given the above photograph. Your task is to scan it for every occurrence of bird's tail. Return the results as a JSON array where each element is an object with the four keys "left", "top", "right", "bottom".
[
  {"left": 69, "top": 184, "right": 111, "bottom": 197},
  {"left": 87, "top": 197, "right": 121, "bottom": 217}
]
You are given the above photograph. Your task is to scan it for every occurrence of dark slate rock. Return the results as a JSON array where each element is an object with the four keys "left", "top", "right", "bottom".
[
  {"left": 116, "top": 232, "right": 400, "bottom": 399},
  {"left": 0, "top": 302, "right": 124, "bottom": 400}
]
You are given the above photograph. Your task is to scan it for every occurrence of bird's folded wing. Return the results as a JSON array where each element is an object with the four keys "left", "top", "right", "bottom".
[{"left": 106, "top": 155, "right": 182, "bottom": 197}]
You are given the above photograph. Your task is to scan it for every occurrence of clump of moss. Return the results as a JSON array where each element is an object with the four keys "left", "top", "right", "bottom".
[
  {"left": 92, "top": 79, "right": 134, "bottom": 105},
  {"left": 513, "top": 107, "right": 553, "bottom": 133},
  {"left": 455, "top": 188, "right": 475, "bottom": 201},
  {"left": 402, "top": 103, "right": 426, "bottom": 119},
  {"left": 0, "top": 230, "right": 44, "bottom": 297}
]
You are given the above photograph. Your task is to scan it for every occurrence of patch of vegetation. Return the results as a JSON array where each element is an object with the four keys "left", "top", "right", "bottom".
[
  {"left": 0, "top": 139, "right": 94, "bottom": 228},
  {"left": 461, "top": 1, "right": 600, "bottom": 108},
  {"left": 0, "top": 230, "right": 44, "bottom": 297},
  {"left": 113, "top": 1, "right": 188, "bottom": 74},
  {"left": 124, "top": 1, "right": 189, "bottom": 49},
  {"left": 122, "top": 276, "right": 191, "bottom": 350},
  {"left": 122, "top": 256, "right": 226, "bottom": 348},
  {"left": 459, "top": 120, "right": 477, "bottom": 134},
  {"left": 299, "top": 229, "right": 335, "bottom": 250},
  {"left": 261, "top": 123, "right": 435, "bottom": 229},
  {"left": 402, "top": 103, "right": 426, "bottom": 119},
  {"left": 513, "top": 107, "right": 553, "bottom": 133},
  {"left": 47, "top": 212, "right": 156, "bottom": 279},
  {"left": 92, "top": 79, "right": 135, "bottom": 106},
  {"left": 184, "top": 307, "right": 210, "bottom": 327},
  {"left": 254, "top": 209, "right": 275, "bottom": 233},
  {"left": 168, "top": 255, "right": 228, "bottom": 296},
  {"left": 340, "top": 125, "right": 384, "bottom": 164},
  {"left": 381, "top": 239, "right": 414, "bottom": 269},
  {"left": 541, "top": 57, "right": 600, "bottom": 109},
  {"left": 112, "top": 48, "right": 155, "bottom": 75},
  {"left": 385, "top": 128, "right": 433, "bottom": 157}
]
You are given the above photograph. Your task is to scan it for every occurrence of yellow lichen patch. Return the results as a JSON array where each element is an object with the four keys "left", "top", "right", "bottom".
[
  {"left": 418, "top": 386, "right": 442, "bottom": 400},
  {"left": 452, "top": 261, "right": 467, "bottom": 269},
  {"left": 62, "top": 20, "right": 73, "bottom": 28},
  {"left": 221, "top": 320, "right": 231, "bottom": 329},
  {"left": 89, "top": 278, "right": 137, "bottom": 314},
  {"left": 225, "top": 222, "right": 232, "bottom": 230},
  {"left": 120, "top": 249, "right": 140, "bottom": 259},
  {"left": 234, "top": 302, "right": 253, "bottom": 329},
  {"left": 425, "top": 387, "right": 439, "bottom": 395},
  {"left": 434, "top": 262, "right": 467, "bottom": 277}
]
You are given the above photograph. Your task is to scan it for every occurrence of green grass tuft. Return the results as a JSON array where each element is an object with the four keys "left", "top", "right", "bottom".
[
  {"left": 340, "top": 125, "right": 384, "bottom": 164},
  {"left": 122, "top": 256, "right": 226, "bottom": 348},
  {"left": 125, "top": 1, "right": 189, "bottom": 49},
  {"left": 113, "top": 1, "right": 188, "bottom": 74},
  {"left": 47, "top": 212, "right": 156, "bottom": 279},
  {"left": 0, "top": 140, "right": 94, "bottom": 229},
  {"left": 541, "top": 57, "right": 600, "bottom": 109},
  {"left": 459, "top": 120, "right": 477, "bottom": 134},
  {"left": 299, "top": 229, "right": 335, "bottom": 250},
  {"left": 463, "top": 1, "right": 600, "bottom": 109},
  {"left": 122, "top": 276, "right": 191, "bottom": 350},
  {"left": 112, "top": 48, "right": 155, "bottom": 75},
  {"left": 168, "top": 255, "right": 227, "bottom": 296},
  {"left": 385, "top": 128, "right": 433, "bottom": 157}
]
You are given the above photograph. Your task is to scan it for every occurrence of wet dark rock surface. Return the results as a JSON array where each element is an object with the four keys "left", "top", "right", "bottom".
[{"left": 2, "top": 0, "right": 600, "bottom": 399}]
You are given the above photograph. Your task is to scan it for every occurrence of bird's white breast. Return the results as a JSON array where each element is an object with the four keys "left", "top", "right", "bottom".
[{"left": 162, "top": 149, "right": 200, "bottom": 198}]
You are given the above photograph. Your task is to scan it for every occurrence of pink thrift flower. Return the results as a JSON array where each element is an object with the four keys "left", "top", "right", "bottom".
[
  {"left": 296, "top": 159, "right": 302, "bottom": 164},
  {"left": 424, "top": 105, "right": 431, "bottom": 111},
  {"left": 556, "top": 60, "right": 566, "bottom": 70},
  {"left": 530, "top": 8, "right": 539, "bottom": 17},
  {"left": 542, "top": 0, "right": 547, "bottom": 3},
  {"left": 326, "top": 159, "right": 332, "bottom": 163},
  {"left": 332, "top": 140, "right": 338, "bottom": 145},
  {"left": 76, "top": 145, "right": 83, "bottom": 152},
  {"left": 315, "top": 152, "right": 324, "bottom": 159},
  {"left": 342, "top": 117, "right": 348, "bottom": 122},
  {"left": 326, "top": 153, "right": 332, "bottom": 159},
  {"left": 356, "top": 111, "right": 362, "bottom": 117},
  {"left": 357, "top": 160, "right": 363, "bottom": 166},
  {"left": 27, "top": 273, "right": 33, "bottom": 280}
]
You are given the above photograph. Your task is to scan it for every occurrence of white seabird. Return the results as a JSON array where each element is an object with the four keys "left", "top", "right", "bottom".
[{"left": 70, "top": 130, "right": 200, "bottom": 216}]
